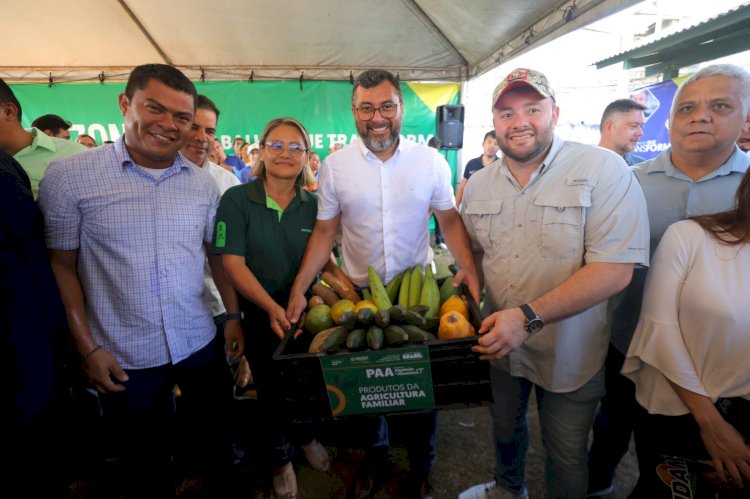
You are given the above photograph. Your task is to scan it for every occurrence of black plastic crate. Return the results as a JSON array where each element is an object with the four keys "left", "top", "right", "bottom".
[{"left": 271, "top": 285, "right": 491, "bottom": 421}]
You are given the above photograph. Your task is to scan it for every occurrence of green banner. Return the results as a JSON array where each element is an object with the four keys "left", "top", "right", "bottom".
[
  {"left": 9, "top": 80, "right": 460, "bottom": 180},
  {"left": 321, "top": 346, "right": 435, "bottom": 417}
]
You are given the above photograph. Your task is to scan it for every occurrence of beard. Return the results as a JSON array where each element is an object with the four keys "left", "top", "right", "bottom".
[
  {"left": 499, "top": 122, "right": 555, "bottom": 164},
  {"left": 358, "top": 122, "right": 400, "bottom": 152}
]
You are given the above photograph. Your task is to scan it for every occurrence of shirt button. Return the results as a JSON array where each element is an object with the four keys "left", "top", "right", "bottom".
[
  {"left": 517, "top": 224, "right": 522, "bottom": 228},
  {"left": 513, "top": 255, "right": 519, "bottom": 259}
]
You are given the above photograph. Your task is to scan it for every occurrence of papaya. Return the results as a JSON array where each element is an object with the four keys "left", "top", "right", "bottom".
[
  {"left": 404, "top": 310, "right": 427, "bottom": 329},
  {"left": 346, "top": 329, "right": 367, "bottom": 350},
  {"left": 374, "top": 309, "right": 390, "bottom": 328},
  {"left": 401, "top": 325, "right": 436, "bottom": 343},
  {"left": 384, "top": 325, "right": 408, "bottom": 346},
  {"left": 356, "top": 308, "right": 375, "bottom": 327},
  {"left": 408, "top": 304, "right": 430, "bottom": 317},
  {"left": 309, "top": 326, "right": 348, "bottom": 352},
  {"left": 437, "top": 311, "right": 476, "bottom": 340},
  {"left": 387, "top": 305, "right": 407, "bottom": 322},
  {"left": 439, "top": 295, "right": 470, "bottom": 320},
  {"left": 366, "top": 326, "right": 384, "bottom": 350},
  {"left": 337, "top": 311, "right": 357, "bottom": 329}
]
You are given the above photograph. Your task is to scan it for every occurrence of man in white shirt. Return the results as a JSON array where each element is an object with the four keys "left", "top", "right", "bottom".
[
  {"left": 287, "top": 69, "right": 479, "bottom": 499},
  {"left": 180, "top": 94, "right": 241, "bottom": 331}
]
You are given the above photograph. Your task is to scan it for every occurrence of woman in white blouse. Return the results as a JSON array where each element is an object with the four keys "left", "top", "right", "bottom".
[{"left": 622, "top": 169, "right": 750, "bottom": 492}]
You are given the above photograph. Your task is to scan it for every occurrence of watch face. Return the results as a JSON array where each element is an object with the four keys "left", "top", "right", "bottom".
[{"left": 526, "top": 318, "right": 543, "bottom": 334}]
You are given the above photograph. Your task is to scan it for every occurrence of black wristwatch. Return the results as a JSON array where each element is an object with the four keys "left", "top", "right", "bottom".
[{"left": 520, "top": 304, "right": 544, "bottom": 334}]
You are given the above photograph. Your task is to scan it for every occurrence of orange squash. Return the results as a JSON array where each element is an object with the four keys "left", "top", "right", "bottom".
[
  {"left": 438, "top": 311, "right": 476, "bottom": 340},
  {"left": 439, "top": 295, "right": 470, "bottom": 320}
]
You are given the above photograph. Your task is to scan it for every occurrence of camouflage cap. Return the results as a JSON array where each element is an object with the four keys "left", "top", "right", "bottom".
[{"left": 492, "top": 68, "right": 555, "bottom": 107}]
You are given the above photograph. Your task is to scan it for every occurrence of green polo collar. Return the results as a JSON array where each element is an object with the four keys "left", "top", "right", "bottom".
[{"left": 245, "top": 178, "right": 313, "bottom": 206}]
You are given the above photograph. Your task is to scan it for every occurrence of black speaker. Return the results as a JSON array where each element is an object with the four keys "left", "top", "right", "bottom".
[{"left": 436, "top": 105, "right": 465, "bottom": 150}]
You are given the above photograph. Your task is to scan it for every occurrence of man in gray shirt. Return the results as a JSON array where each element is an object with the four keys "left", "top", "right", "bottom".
[
  {"left": 459, "top": 68, "right": 648, "bottom": 499},
  {"left": 587, "top": 63, "right": 750, "bottom": 497}
]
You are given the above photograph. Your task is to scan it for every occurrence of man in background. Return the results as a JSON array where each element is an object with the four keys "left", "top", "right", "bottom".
[
  {"left": 76, "top": 134, "right": 98, "bottom": 148},
  {"left": 0, "top": 78, "right": 85, "bottom": 198},
  {"left": 737, "top": 127, "right": 750, "bottom": 153},
  {"left": 31, "top": 113, "right": 73, "bottom": 140},
  {"left": 588, "top": 64, "right": 750, "bottom": 497},
  {"left": 455, "top": 130, "right": 499, "bottom": 207},
  {"left": 598, "top": 99, "right": 646, "bottom": 166}
]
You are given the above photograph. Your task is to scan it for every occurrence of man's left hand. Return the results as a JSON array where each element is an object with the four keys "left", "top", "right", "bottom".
[{"left": 472, "top": 308, "right": 528, "bottom": 360}]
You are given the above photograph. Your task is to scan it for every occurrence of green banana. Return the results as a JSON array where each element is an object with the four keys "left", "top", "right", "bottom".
[
  {"left": 367, "top": 266, "right": 392, "bottom": 310},
  {"left": 408, "top": 265, "right": 423, "bottom": 308},
  {"left": 384, "top": 271, "right": 405, "bottom": 304},
  {"left": 398, "top": 270, "right": 411, "bottom": 308}
]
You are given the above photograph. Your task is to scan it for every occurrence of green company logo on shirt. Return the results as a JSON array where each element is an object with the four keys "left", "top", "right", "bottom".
[{"left": 215, "top": 221, "right": 227, "bottom": 248}]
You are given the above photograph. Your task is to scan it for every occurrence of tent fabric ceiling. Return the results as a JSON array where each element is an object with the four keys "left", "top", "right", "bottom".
[{"left": 1, "top": 0, "right": 637, "bottom": 83}]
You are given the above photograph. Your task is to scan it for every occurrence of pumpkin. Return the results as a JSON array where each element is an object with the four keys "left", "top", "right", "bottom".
[
  {"left": 439, "top": 295, "right": 470, "bottom": 320},
  {"left": 438, "top": 311, "right": 476, "bottom": 340}
]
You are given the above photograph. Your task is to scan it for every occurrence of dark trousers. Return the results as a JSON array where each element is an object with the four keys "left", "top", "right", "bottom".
[
  {"left": 98, "top": 334, "right": 235, "bottom": 498},
  {"left": 244, "top": 315, "right": 315, "bottom": 471},
  {"left": 588, "top": 344, "right": 640, "bottom": 487},
  {"left": 362, "top": 411, "right": 437, "bottom": 477}
]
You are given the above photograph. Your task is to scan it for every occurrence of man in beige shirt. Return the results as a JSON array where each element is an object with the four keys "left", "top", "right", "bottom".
[{"left": 459, "top": 68, "right": 648, "bottom": 499}]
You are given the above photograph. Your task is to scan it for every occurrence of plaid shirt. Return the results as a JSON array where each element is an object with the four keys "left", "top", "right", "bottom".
[{"left": 39, "top": 138, "right": 220, "bottom": 369}]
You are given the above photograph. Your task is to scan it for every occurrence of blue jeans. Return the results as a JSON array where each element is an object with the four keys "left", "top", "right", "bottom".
[{"left": 490, "top": 365, "right": 605, "bottom": 499}]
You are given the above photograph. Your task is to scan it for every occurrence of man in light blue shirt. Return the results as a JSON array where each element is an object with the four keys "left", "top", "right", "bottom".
[
  {"left": 39, "top": 64, "right": 243, "bottom": 497},
  {"left": 588, "top": 64, "right": 750, "bottom": 498}
]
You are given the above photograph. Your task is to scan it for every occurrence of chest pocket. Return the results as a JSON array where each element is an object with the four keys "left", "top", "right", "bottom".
[
  {"left": 533, "top": 185, "right": 591, "bottom": 259},
  {"left": 464, "top": 199, "right": 502, "bottom": 249}
]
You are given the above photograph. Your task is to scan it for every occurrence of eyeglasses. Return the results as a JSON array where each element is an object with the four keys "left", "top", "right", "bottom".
[
  {"left": 263, "top": 141, "right": 308, "bottom": 157},
  {"left": 353, "top": 103, "right": 399, "bottom": 121}
]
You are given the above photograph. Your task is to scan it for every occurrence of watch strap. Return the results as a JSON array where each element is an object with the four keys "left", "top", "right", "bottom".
[{"left": 519, "top": 303, "right": 536, "bottom": 321}]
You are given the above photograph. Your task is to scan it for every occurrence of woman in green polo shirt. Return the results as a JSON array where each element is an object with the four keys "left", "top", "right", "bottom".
[{"left": 213, "top": 117, "right": 337, "bottom": 498}]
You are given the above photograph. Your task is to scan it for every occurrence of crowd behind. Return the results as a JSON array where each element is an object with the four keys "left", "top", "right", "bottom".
[{"left": 1, "top": 61, "right": 749, "bottom": 499}]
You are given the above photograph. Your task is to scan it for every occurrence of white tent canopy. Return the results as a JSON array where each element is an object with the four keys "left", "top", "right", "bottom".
[{"left": 2, "top": 0, "right": 637, "bottom": 83}]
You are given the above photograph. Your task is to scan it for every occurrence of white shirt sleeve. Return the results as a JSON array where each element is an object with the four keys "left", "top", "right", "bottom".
[
  {"left": 622, "top": 221, "right": 707, "bottom": 415},
  {"left": 316, "top": 159, "right": 341, "bottom": 220}
]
